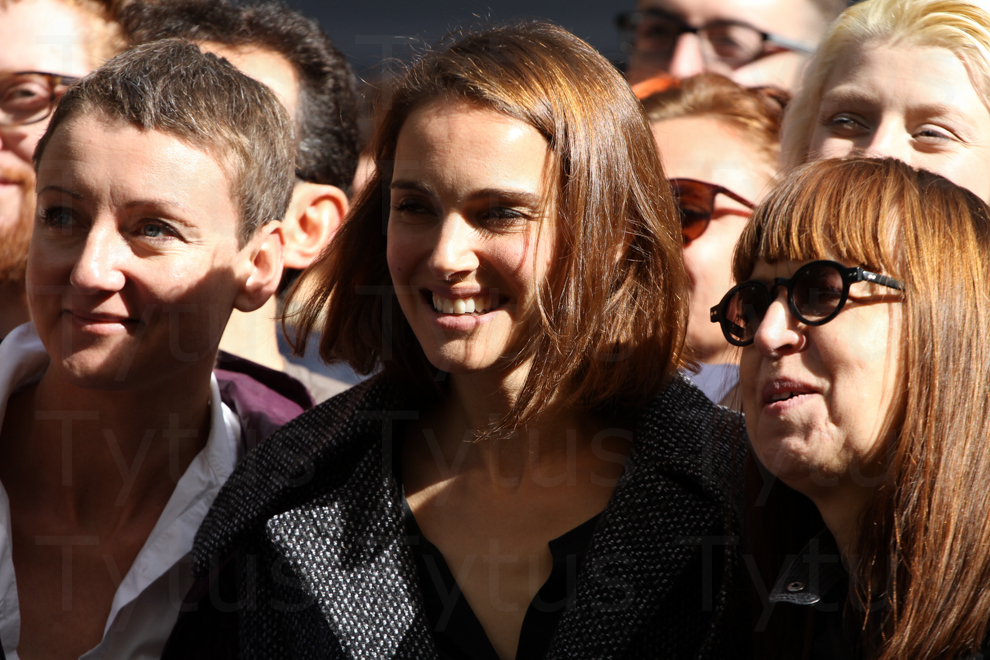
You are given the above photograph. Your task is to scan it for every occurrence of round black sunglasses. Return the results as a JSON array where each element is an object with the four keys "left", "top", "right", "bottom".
[{"left": 710, "top": 260, "right": 905, "bottom": 347}]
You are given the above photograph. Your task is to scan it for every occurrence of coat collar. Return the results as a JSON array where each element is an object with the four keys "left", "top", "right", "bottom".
[{"left": 768, "top": 529, "right": 846, "bottom": 607}]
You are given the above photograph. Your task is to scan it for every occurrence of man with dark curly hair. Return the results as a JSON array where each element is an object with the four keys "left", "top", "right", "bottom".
[{"left": 121, "top": 0, "right": 362, "bottom": 401}]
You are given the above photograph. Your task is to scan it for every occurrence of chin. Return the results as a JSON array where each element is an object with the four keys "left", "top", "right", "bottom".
[{"left": 55, "top": 356, "right": 140, "bottom": 391}]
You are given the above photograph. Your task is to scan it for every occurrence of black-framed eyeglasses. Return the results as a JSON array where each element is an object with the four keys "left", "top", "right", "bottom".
[
  {"left": 671, "top": 178, "right": 754, "bottom": 245},
  {"left": 616, "top": 9, "right": 815, "bottom": 70},
  {"left": 0, "top": 71, "right": 80, "bottom": 128},
  {"left": 710, "top": 260, "right": 905, "bottom": 347}
]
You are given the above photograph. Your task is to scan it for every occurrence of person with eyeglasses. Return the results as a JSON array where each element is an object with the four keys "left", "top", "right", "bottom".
[
  {"left": 641, "top": 73, "right": 788, "bottom": 404},
  {"left": 617, "top": 0, "right": 844, "bottom": 90},
  {"left": 713, "top": 157, "right": 990, "bottom": 659},
  {"left": 781, "top": 0, "right": 990, "bottom": 205},
  {"left": 0, "top": 0, "right": 122, "bottom": 342}
]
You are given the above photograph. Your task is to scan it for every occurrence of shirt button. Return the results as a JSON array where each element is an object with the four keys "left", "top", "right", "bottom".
[{"left": 786, "top": 581, "right": 805, "bottom": 593}]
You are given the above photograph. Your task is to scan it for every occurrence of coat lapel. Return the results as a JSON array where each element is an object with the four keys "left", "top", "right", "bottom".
[
  {"left": 265, "top": 415, "right": 437, "bottom": 660},
  {"left": 546, "top": 375, "right": 743, "bottom": 658}
]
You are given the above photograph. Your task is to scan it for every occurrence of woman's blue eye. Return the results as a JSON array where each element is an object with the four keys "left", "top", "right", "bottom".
[
  {"left": 139, "top": 222, "right": 176, "bottom": 239},
  {"left": 40, "top": 207, "right": 74, "bottom": 227}
]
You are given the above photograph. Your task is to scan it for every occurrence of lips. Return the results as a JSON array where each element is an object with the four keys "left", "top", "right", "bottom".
[
  {"left": 762, "top": 378, "right": 818, "bottom": 407},
  {"left": 423, "top": 288, "right": 505, "bottom": 316},
  {"left": 66, "top": 309, "right": 140, "bottom": 330}
]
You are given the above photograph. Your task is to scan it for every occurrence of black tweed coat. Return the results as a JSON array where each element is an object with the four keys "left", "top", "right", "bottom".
[{"left": 162, "top": 373, "right": 749, "bottom": 659}]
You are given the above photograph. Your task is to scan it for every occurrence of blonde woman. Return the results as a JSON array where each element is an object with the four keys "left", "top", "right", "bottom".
[{"left": 781, "top": 0, "right": 990, "bottom": 201}]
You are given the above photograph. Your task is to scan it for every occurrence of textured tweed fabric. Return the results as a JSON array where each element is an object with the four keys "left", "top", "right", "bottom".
[{"left": 166, "top": 373, "right": 749, "bottom": 659}]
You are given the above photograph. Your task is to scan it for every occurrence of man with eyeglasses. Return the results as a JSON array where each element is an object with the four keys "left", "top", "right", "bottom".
[
  {"left": 0, "top": 0, "right": 121, "bottom": 341},
  {"left": 617, "top": 0, "right": 846, "bottom": 90}
]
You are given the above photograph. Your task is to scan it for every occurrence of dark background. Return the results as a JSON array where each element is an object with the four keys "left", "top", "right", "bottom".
[{"left": 282, "top": 0, "right": 625, "bottom": 79}]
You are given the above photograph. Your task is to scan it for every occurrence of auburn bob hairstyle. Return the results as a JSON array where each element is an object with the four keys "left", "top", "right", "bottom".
[
  {"left": 289, "top": 21, "right": 688, "bottom": 431},
  {"left": 737, "top": 157, "right": 990, "bottom": 660}
]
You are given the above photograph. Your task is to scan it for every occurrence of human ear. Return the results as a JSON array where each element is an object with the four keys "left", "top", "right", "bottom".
[
  {"left": 281, "top": 182, "right": 349, "bottom": 269},
  {"left": 234, "top": 221, "right": 284, "bottom": 312}
]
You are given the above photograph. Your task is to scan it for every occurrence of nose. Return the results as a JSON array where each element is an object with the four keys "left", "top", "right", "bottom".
[
  {"left": 751, "top": 290, "right": 805, "bottom": 356},
  {"left": 861, "top": 119, "right": 912, "bottom": 165},
  {"left": 668, "top": 33, "right": 706, "bottom": 79},
  {"left": 428, "top": 215, "right": 480, "bottom": 282},
  {"left": 69, "top": 222, "right": 127, "bottom": 294}
]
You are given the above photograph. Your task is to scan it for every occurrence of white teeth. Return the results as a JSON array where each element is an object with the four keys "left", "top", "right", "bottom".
[
  {"left": 771, "top": 392, "right": 796, "bottom": 402},
  {"left": 431, "top": 293, "right": 492, "bottom": 315}
]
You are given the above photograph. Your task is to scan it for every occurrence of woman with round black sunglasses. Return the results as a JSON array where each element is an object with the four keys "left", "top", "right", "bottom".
[{"left": 730, "top": 157, "right": 990, "bottom": 660}]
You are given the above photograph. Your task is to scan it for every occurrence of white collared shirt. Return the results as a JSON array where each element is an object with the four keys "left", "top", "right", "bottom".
[{"left": 0, "top": 323, "right": 242, "bottom": 659}]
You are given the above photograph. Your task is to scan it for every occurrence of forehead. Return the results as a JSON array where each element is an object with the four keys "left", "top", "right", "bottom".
[
  {"left": 652, "top": 115, "right": 773, "bottom": 201},
  {"left": 0, "top": 0, "right": 95, "bottom": 76},
  {"left": 822, "top": 43, "right": 980, "bottom": 106},
  {"left": 638, "top": 0, "right": 826, "bottom": 40},
  {"left": 39, "top": 112, "right": 238, "bottom": 228},
  {"left": 200, "top": 43, "right": 300, "bottom": 124},
  {"left": 393, "top": 100, "right": 549, "bottom": 191}
]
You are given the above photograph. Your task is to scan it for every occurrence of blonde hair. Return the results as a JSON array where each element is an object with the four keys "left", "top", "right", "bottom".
[
  {"left": 781, "top": 0, "right": 990, "bottom": 166},
  {"left": 738, "top": 157, "right": 990, "bottom": 660}
]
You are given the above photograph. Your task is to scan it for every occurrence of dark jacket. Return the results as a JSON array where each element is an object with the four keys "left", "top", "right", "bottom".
[{"left": 163, "top": 373, "right": 749, "bottom": 659}]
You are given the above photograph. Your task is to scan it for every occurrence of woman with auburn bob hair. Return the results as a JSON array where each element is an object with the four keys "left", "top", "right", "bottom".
[
  {"left": 779, "top": 0, "right": 990, "bottom": 202},
  {"left": 710, "top": 157, "right": 990, "bottom": 658},
  {"left": 173, "top": 21, "right": 747, "bottom": 660}
]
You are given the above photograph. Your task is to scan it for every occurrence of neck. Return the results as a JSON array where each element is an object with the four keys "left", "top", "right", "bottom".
[
  {"left": 0, "top": 282, "right": 30, "bottom": 341},
  {"left": 0, "top": 363, "right": 214, "bottom": 527},
  {"left": 433, "top": 365, "right": 598, "bottom": 484},
  {"left": 218, "top": 296, "right": 284, "bottom": 371},
  {"left": 808, "top": 482, "right": 873, "bottom": 566},
  {"left": 688, "top": 341, "right": 738, "bottom": 366}
]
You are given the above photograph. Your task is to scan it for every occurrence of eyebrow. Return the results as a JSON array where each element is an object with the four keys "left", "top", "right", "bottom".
[
  {"left": 38, "top": 186, "right": 197, "bottom": 226},
  {"left": 38, "top": 185, "right": 82, "bottom": 199},
  {"left": 122, "top": 198, "right": 191, "bottom": 215},
  {"left": 390, "top": 179, "right": 434, "bottom": 195},
  {"left": 820, "top": 88, "right": 961, "bottom": 118},
  {"left": 390, "top": 180, "right": 543, "bottom": 207}
]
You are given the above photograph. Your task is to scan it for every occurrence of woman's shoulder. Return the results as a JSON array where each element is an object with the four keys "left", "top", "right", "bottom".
[
  {"left": 190, "top": 374, "right": 403, "bottom": 572},
  {"left": 627, "top": 373, "right": 747, "bottom": 506},
  {"left": 638, "top": 372, "right": 746, "bottom": 451}
]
